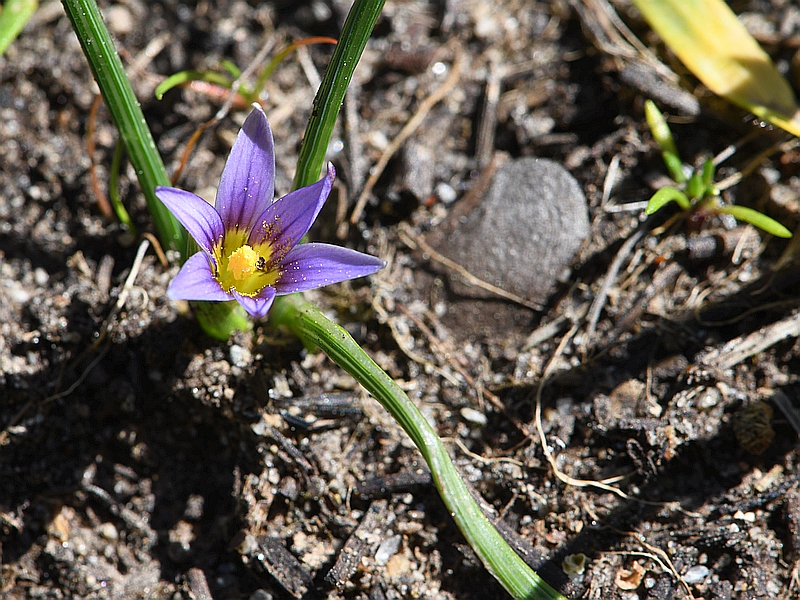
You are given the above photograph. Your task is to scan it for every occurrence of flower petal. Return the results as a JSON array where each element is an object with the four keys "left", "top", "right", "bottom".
[
  {"left": 156, "top": 187, "right": 223, "bottom": 255},
  {"left": 248, "top": 164, "right": 335, "bottom": 252},
  {"left": 216, "top": 105, "right": 275, "bottom": 233},
  {"left": 274, "top": 243, "right": 385, "bottom": 294},
  {"left": 231, "top": 286, "right": 276, "bottom": 319},
  {"left": 167, "top": 252, "right": 232, "bottom": 301}
]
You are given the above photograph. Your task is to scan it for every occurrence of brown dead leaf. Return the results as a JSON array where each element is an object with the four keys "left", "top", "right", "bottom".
[{"left": 615, "top": 561, "right": 647, "bottom": 590}]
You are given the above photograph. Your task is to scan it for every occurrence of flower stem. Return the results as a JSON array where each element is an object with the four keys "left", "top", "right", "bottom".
[{"left": 270, "top": 295, "right": 565, "bottom": 600}]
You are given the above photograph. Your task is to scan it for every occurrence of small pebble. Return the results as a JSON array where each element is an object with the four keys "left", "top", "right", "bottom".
[
  {"left": 98, "top": 522, "right": 118, "bottom": 541},
  {"left": 34, "top": 268, "right": 49, "bottom": 286},
  {"left": 435, "top": 182, "right": 458, "bottom": 205},
  {"left": 374, "top": 535, "right": 402, "bottom": 566},
  {"left": 7, "top": 281, "right": 30, "bottom": 303},
  {"left": 683, "top": 565, "right": 709, "bottom": 585},
  {"left": 697, "top": 387, "right": 721, "bottom": 410},
  {"left": 460, "top": 406, "right": 487, "bottom": 426},
  {"left": 229, "top": 344, "right": 251, "bottom": 367}
]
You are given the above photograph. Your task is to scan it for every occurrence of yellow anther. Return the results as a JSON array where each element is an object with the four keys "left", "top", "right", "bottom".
[{"left": 226, "top": 245, "right": 259, "bottom": 281}]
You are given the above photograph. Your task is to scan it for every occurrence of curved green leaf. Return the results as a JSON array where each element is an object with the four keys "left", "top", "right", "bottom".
[
  {"left": 269, "top": 295, "right": 566, "bottom": 600},
  {"left": 155, "top": 70, "right": 233, "bottom": 100},
  {"left": 62, "top": 0, "right": 184, "bottom": 253},
  {"left": 220, "top": 59, "right": 241, "bottom": 79},
  {"left": 717, "top": 205, "right": 792, "bottom": 238},
  {"left": 293, "top": 0, "right": 386, "bottom": 189},
  {"left": 645, "top": 187, "right": 692, "bottom": 214},
  {"left": 701, "top": 158, "right": 716, "bottom": 189},
  {"left": 645, "top": 100, "right": 686, "bottom": 183}
]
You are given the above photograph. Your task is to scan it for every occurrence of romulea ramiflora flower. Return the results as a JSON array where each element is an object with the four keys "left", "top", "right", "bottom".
[{"left": 156, "top": 105, "right": 385, "bottom": 318}]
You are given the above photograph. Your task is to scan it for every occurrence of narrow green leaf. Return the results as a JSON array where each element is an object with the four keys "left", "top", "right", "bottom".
[
  {"left": 663, "top": 153, "right": 685, "bottom": 185},
  {"left": 644, "top": 100, "right": 685, "bottom": 183},
  {"left": 63, "top": 0, "right": 251, "bottom": 337},
  {"left": 701, "top": 158, "right": 716, "bottom": 189},
  {"left": 108, "top": 140, "right": 136, "bottom": 233},
  {"left": 632, "top": 0, "right": 800, "bottom": 136},
  {"left": 155, "top": 70, "right": 232, "bottom": 100},
  {"left": 644, "top": 100, "right": 678, "bottom": 157},
  {"left": 717, "top": 205, "right": 792, "bottom": 238},
  {"left": 220, "top": 59, "right": 241, "bottom": 79},
  {"left": 686, "top": 172, "right": 705, "bottom": 200},
  {"left": 0, "top": 0, "right": 37, "bottom": 58},
  {"left": 293, "top": 0, "right": 386, "bottom": 189},
  {"left": 645, "top": 187, "right": 692, "bottom": 214}
]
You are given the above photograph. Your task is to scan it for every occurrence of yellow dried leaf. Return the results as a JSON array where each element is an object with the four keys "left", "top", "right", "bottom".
[{"left": 632, "top": 0, "right": 800, "bottom": 136}]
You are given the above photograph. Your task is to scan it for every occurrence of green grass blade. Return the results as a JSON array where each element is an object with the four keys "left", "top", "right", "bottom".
[
  {"left": 269, "top": 295, "right": 566, "bottom": 600},
  {"left": 293, "top": 0, "right": 386, "bottom": 189},
  {"left": 0, "top": 0, "right": 37, "bottom": 58},
  {"left": 717, "top": 205, "right": 792, "bottom": 238},
  {"left": 701, "top": 158, "right": 716, "bottom": 189},
  {"left": 645, "top": 187, "right": 692, "bottom": 214},
  {"left": 220, "top": 59, "right": 241, "bottom": 79}
]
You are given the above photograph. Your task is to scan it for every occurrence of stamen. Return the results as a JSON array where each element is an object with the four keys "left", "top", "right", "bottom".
[{"left": 227, "top": 245, "right": 259, "bottom": 281}]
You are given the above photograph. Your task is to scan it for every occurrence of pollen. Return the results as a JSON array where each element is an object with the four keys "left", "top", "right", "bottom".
[{"left": 227, "top": 245, "right": 259, "bottom": 281}]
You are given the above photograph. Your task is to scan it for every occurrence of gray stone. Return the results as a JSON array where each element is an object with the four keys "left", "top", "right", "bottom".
[
  {"left": 683, "top": 565, "right": 709, "bottom": 585},
  {"left": 437, "top": 157, "right": 588, "bottom": 303}
]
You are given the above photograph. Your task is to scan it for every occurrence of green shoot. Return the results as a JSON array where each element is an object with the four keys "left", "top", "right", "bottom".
[
  {"left": 718, "top": 205, "right": 792, "bottom": 238},
  {"left": 644, "top": 100, "right": 791, "bottom": 239},
  {"left": 154, "top": 37, "right": 337, "bottom": 106},
  {"left": 155, "top": 70, "right": 234, "bottom": 101},
  {"left": 645, "top": 187, "right": 691, "bottom": 214},
  {"left": 108, "top": 140, "right": 136, "bottom": 234},
  {"left": 644, "top": 99, "right": 685, "bottom": 183}
]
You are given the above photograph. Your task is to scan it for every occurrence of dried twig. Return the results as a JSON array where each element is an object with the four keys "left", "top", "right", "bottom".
[
  {"left": 581, "top": 219, "right": 652, "bottom": 353},
  {"left": 86, "top": 94, "right": 114, "bottom": 219},
  {"left": 698, "top": 309, "right": 800, "bottom": 371},
  {"left": 532, "top": 321, "right": 701, "bottom": 518}
]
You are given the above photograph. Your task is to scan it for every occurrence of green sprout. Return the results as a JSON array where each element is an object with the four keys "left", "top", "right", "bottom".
[
  {"left": 643, "top": 100, "right": 792, "bottom": 239},
  {"left": 154, "top": 37, "right": 337, "bottom": 107}
]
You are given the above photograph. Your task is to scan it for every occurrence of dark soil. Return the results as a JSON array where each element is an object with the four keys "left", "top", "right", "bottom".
[{"left": 2, "top": 1, "right": 800, "bottom": 599}]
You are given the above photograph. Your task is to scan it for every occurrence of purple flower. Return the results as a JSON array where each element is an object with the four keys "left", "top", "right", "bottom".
[{"left": 155, "top": 105, "right": 385, "bottom": 319}]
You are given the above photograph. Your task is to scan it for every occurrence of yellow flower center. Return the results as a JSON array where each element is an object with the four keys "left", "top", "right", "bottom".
[
  {"left": 215, "top": 240, "right": 278, "bottom": 297},
  {"left": 227, "top": 245, "right": 259, "bottom": 281}
]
